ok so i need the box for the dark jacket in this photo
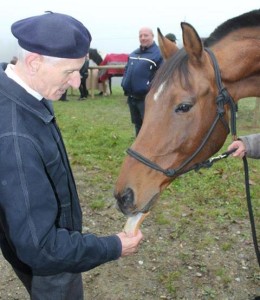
[240,134,260,159]
[121,42,163,97]
[80,58,89,79]
[0,66,121,276]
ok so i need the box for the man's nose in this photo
[68,72,81,88]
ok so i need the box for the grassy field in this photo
[52,88,260,298]
[55,87,260,194]
[54,88,134,175]
[54,88,260,219]
[1,88,260,300]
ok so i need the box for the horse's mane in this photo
[89,48,103,65]
[152,9,260,91]
[204,9,260,47]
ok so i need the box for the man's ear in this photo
[25,53,42,74]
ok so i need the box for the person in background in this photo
[165,33,177,44]
[0,12,143,300]
[121,27,163,136]
[59,89,68,101]
[10,56,18,64]
[227,135,260,159]
[78,53,89,100]
[0,56,18,70]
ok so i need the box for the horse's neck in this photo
[215,37,260,101]
[89,51,103,65]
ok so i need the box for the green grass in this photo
[53,92,260,298]
[55,92,260,249]
[54,92,260,222]
[54,87,134,176]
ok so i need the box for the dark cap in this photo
[165,33,177,42]
[11,12,92,59]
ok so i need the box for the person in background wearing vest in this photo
[121,27,163,136]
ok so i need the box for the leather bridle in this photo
[127,48,237,177]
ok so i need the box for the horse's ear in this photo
[157,28,179,60]
[181,22,204,66]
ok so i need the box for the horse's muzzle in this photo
[114,187,137,216]
[114,187,159,216]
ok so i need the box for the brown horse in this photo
[114,9,260,216]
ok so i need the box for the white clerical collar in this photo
[5,64,43,101]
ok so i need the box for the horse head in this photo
[114,10,260,216]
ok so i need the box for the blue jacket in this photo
[0,66,121,276]
[121,42,163,97]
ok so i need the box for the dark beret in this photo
[11,12,92,59]
[165,33,177,42]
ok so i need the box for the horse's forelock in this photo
[152,49,190,91]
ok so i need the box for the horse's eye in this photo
[175,103,193,113]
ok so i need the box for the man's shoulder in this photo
[130,43,160,56]
[148,42,160,52]
[0,62,8,70]
[130,47,141,55]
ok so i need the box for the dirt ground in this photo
[0,166,260,300]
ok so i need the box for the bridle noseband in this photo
[127,48,237,177]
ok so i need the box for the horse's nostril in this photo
[122,188,134,205]
[114,188,135,214]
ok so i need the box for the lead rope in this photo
[200,144,260,267]
[196,149,260,266]
[243,156,260,266]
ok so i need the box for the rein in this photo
[243,156,260,266]
[126,48,260,267]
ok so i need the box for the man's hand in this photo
[117,230,143,257]
[227,140,246,158]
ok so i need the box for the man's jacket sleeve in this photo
[0,135,122,276]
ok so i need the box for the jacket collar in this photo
[139,41,156,52]
[5,64,43,100]
[0,66,53,124]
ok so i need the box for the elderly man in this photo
[121,27,163,136]
[0,12,143,300]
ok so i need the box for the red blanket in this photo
[99,53,128,81]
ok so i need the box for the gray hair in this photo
[17,46,62,64]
